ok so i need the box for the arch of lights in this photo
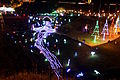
[31,16,62,79]
[43,16,53,22]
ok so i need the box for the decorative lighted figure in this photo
[57,49,60,55]
[114,16,119,35]
[109,18,115,37]
[32,17,62,79]
[94,70,100,75]
[118,16,120,28]
[117,16,120,33]
[66,59,71,67]
[91,20,100,43]
[101,19,109,40]
[43,16,52,26]
[77,72,84,78]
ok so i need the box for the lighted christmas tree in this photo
[118,16,120,28]
[91,20,100,43]
[114,16,119,35]
[101,19,109,40]
[117,16,120,32]
[109,18,115,38]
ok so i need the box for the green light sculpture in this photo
[91,20,100,43]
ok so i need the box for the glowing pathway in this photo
[32,25,63,79]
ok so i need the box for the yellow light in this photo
[56,7,65,13]
[88,0,92,4]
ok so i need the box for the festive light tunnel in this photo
[31,16,63,79]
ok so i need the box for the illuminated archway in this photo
[43,16,52,22]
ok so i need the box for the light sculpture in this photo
[91,20,100,43]
[101,19,109,40]
[114,16,119,35]
[109,18,115,38]
[32,19,62,79]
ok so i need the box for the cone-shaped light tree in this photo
[91,20,100,43]
[109,18,115,38]
[101,19,109,40]
[114,16,119,35]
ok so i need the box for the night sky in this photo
[0,0,119,14]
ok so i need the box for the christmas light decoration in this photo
[46,42,50,46]
[88,0,92,4]
[84,24,88,32]
[91,20,100,43]
[91,51,95,56]
[56,39,58,43]
[44,58,48,62]
[67,68,71,73]
[64,39,67,44]
[68,19,71,22]
[94,70,100,75]
[66,59,70,67]
[101,19,109,40]
[78,42,82,46]
[25,39,27,43]
[43,16,52,22]
[74,52,78,57]
[57,49,60,55]
[109,18,115,38]
[77,72,84,77]
[30,49,33,53]
[118,17,120,28]
[114,16,119,35]
[32,18,62,79]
